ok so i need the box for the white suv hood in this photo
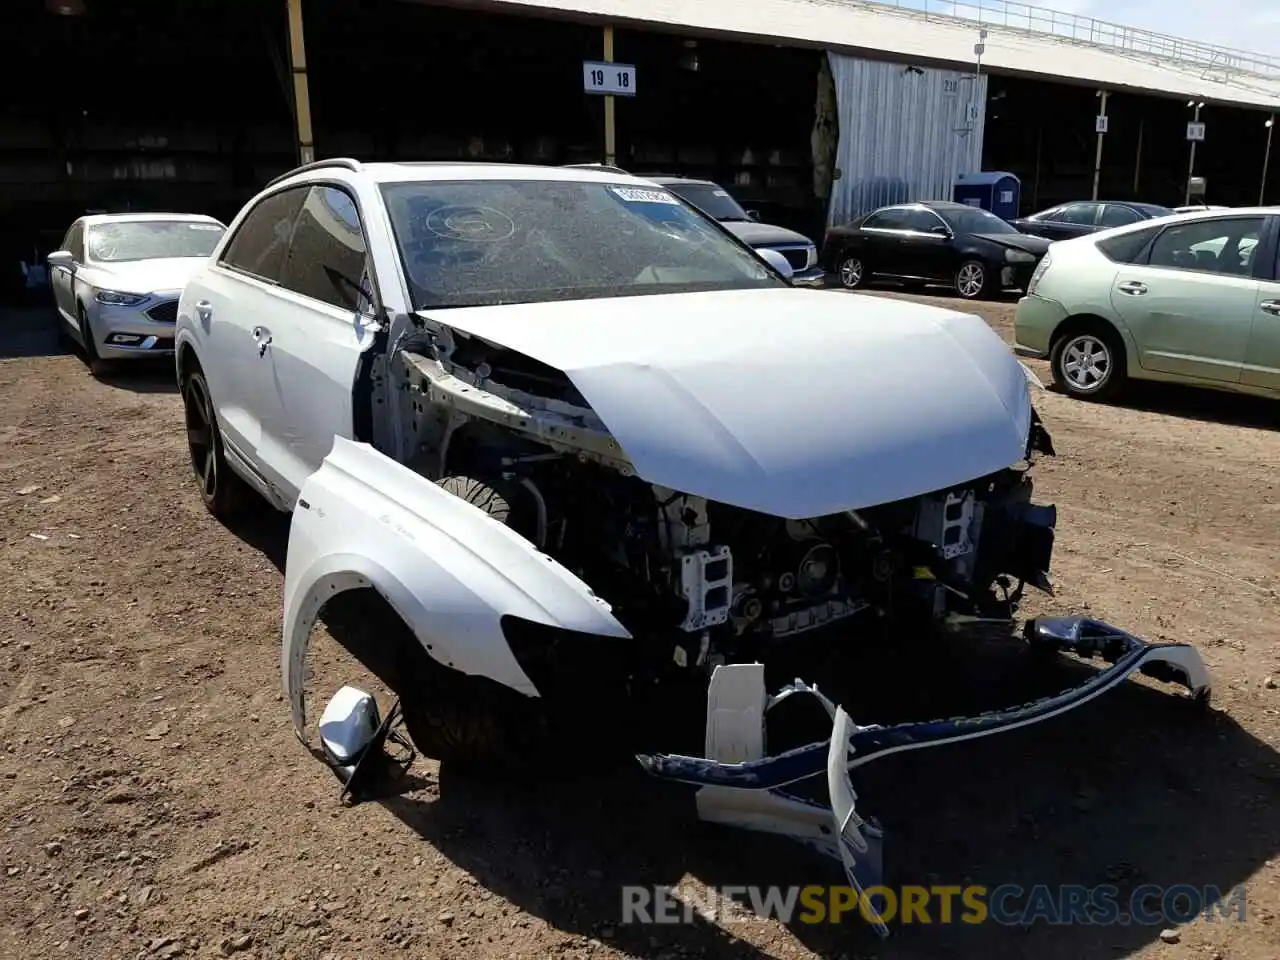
[422,288,1032,518]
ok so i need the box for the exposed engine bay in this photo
[392,324,1059,667]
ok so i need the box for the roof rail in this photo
[563,162,630,175]
[265,157,361,189]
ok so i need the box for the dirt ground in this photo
[1,291,1278,960]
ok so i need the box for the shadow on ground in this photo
[372,630,1277,958]
[0,304,68,359]
[1049,379,1278,433]
[222,484,1277,960]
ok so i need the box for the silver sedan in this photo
[48,213,226,375]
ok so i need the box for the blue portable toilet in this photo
[952,171,1021,221]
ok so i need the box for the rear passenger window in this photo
[220,187,308,283]
[1148,217,1265,276]
[1095,227,1157,263]
[278,186,374,313]
[1098,204,1141,227]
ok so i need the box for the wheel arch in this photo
[280,436,634,741]
[1049,313,1136,376]
[176,339,202,386]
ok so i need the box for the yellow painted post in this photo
[603,26,616,166]
[286,0,315,165]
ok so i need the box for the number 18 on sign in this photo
[583,61,637,97]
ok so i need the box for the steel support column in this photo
[287,0,315,165]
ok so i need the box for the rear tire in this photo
[182,367,251,521]
[1050,323,1127,402]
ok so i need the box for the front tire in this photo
[1050,325,1127,401]
[397,474,567,776]
[182,368,251,520]
[954,260,992,300]
[77,304,110,378]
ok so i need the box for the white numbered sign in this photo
[583,61,637,97]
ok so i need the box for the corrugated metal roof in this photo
[473,0,1280,109]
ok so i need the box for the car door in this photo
[857,209,910,278]
[1243,218,1280,392]
[1109,214,1265,384]
[254,183,381,504]
[50,221,83,323]
[195,185,309,477]
[901,208,954,280]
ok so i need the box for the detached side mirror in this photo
[746,209,762,222]
[47,250,74,270]
[756,247,794,280]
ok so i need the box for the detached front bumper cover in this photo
[636,616,1211,938]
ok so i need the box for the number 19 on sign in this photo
[583,60,637,97]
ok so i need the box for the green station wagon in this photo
[1013,208,1280,402]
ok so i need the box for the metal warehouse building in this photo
[2,0,1278,304]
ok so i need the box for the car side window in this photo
[1055,203,1099,225]
[1095,226,1158,263]
[1147,217,1265,276]
[278,186,374,313]
[219,186,308,284]
[1099,204,1141,227]
[865,209,908,231]
[900,210,943,233]
[65,223,85,261]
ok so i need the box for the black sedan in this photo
[822,201,1051,300]
[1012,200,1173,241]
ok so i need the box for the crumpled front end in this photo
[636,616,1211,938]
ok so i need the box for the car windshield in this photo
[85,220,225,262]
[379,179,783,309]
[939,207,1020,235]
[661,182,752,222]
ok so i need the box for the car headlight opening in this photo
[95,290,148,306]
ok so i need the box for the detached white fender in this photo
[281,437,632,738]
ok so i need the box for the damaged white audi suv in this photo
[175,159,1210,923]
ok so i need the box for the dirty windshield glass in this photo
[379,179,782,309]
[86,220,226,262]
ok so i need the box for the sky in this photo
[915,0,1280,60]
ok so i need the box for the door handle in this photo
[1261,300,1280,316]
[252,327,272,357]
[1117,280,1148,296]
[195,300,212,322]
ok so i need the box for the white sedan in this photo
[47,213,226,375]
